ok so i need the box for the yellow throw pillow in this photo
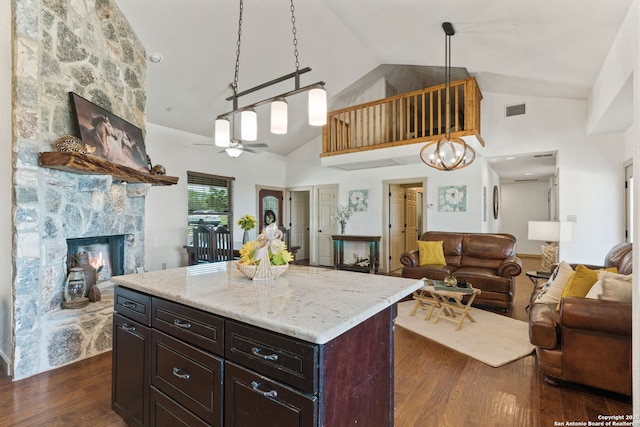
[556,264,618,310]
[417,240,446,266]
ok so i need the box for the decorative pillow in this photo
[555,265,617,310]
[585,280,604,299]
[417,240,447,266]
[534,261,574,304]
[599,271,632,303]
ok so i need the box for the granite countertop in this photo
[112,262,422,344]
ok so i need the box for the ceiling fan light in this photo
[241,108,257,141]
[270,98,288,134]
[308,86,327,126]
[225,146,243,158]
[214,118,231,147]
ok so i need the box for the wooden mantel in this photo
[38,151,179,186]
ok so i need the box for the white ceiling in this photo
[113,0,633,180]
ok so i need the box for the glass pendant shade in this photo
[308,87,327,126]
[214,118,231,147]
[270,98,288,134]
[419,137,476,171]
[241,109,257,141]
[226,147,243,158]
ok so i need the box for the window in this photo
[187,171,235,243]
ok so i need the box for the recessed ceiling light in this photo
[149,53,163,63]
[525,172,533,176]
[506,157,516,160]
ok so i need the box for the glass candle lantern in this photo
[64,267,87,302]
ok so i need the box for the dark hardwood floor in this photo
[0,256,631,426]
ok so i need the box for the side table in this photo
[525,270,551,285]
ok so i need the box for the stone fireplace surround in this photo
[11,0,148,379]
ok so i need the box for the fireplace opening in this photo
[66,235,126,284]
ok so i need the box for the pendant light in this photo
[214,0,326,145]
[420,22,475,171]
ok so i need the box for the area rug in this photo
[394,300,535,367]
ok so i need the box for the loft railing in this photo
[321,77,484,157]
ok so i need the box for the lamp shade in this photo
[308,87,327,126]
[214,118,231,147]
[241,109,257,141]
[270,98,288,134]
[528,221,561,242]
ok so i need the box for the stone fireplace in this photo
[10,0,148,379]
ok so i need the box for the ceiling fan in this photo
[194,139,268,157]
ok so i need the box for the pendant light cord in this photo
[290,0,300,71]
[231,0,244,96]
[444,31,451,139]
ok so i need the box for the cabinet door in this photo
[150,387,210,427]
[112,313,150,427]
[225,362,317,427]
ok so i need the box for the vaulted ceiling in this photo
[114,0,632,169]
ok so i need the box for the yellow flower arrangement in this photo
[237,214,257,231]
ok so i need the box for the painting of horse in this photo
[69,92,150,173]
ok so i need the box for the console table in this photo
[332,234,380,274]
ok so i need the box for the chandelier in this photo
[420,22,475,171]
[214,0,327,149]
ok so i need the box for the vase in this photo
[243,230,250,244]
[340,222,346,235]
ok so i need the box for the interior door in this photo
[290,191,310,261]
[317,185,337,267]
[389,185,405,272]
[405,188,418,252]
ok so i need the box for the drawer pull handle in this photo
[173,319,192,329]
[251,347,279,361]
[172,367,191,380]
[251,381,278,398]
[122,302,137,309]
[121,323,136,332]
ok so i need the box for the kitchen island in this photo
[111,262,422,427]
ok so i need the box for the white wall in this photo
[500,181,550,255]
[0,0,12,372]
[144,124,287,271]
[482,92,626,265]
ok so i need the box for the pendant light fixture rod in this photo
[225,67,312,102]
[217,80,325,119]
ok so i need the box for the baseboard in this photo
[517,253,542,259]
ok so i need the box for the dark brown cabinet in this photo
[112,299,151,427]
[224,362,316,427]
[113,286,395,427]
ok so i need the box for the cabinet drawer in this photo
[151,330,223,426]
[225,321,318,394]
[150,387,211,427]
[225,362,317,427]
[114,286,151,326]
[153,297,224,355]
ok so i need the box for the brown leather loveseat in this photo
[400,231,522,311]
[528,243,632,395]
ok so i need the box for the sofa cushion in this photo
[556,265,618,310]
[599,271,632,302]
[401,265,457,280]
[534,261,574,304]
[417,240,446,266]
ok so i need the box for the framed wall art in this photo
[438,185,467,212]
[349,189,368,212]
[69,92,150,173]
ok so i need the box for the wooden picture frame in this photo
[69,92,150,173]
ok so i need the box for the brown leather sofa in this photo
[528,243,632,395]
[400,231,522,311]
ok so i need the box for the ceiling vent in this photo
[505,103,526,117]
[514,178,539,182]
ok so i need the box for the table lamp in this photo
[528,221,561,273]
